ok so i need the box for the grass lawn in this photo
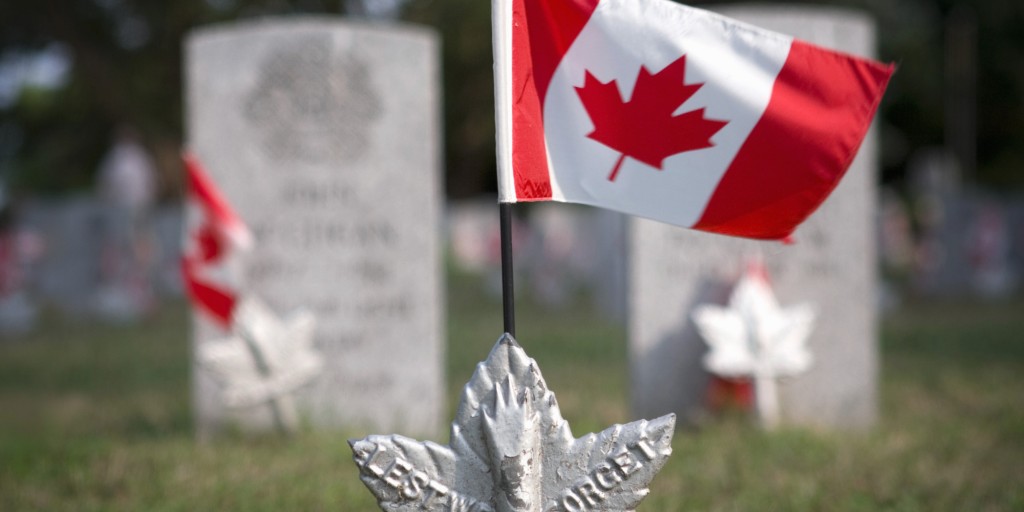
[1,274,1022,511]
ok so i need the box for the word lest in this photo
[355,444,494,512]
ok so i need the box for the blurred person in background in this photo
[94,125,158,321]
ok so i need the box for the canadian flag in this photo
[493,0,894,240]
[181,153,253,328]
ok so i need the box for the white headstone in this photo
[186,18,443,438]
[629,6,881,429]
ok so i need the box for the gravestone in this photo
[524,204,627,320]
[186,18,443,438]
[584,209,628,322]
[447,199,499,274]
[150,205,185,297]
[524,204,594,308]
[629,6,881,429]
[19,196,104,317]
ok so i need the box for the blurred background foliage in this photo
[0,0,1021,200]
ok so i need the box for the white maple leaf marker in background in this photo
[692,260,816,429]
[198,296,323,433]
[350,335,676,512]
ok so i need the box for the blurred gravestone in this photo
[186,18,443,438]
[20,196,104,317]
[907,148,969,295]
[447,199,499,274]
[525,204,590,308]
[151,205,185,297]
[629,6,881,429]
[0,203,41,335]
[524,204,627,320]
[445,200,626,319]
[586,209,628,322]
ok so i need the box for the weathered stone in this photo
[185,17,443,437]
[629,6,880,429]
[350,335,675,512]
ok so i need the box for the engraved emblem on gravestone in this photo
[692,259,816,429]
[350,335,675,512]
[244,35,382,164]
[198,295,323,432]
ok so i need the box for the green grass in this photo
[1,276,1022,511]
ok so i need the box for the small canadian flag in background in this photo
[181,153,252,328]
[493,0,894,240]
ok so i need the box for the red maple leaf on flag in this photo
[575,55,728,181]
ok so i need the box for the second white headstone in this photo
[629,5,881,430]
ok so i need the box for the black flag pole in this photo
[499,202,515,337]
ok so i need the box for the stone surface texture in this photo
[186,17,443,437]
[629,6,880,429]
[351,335,676,512]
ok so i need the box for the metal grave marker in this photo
[350,335,676,512]
[692,259,816,429]
[197,296,323,433]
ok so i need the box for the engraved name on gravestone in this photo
[629,6,880,429]
[186,18,443,437]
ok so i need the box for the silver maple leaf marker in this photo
[198,296,323,433]
[692,263,816,429]
[350,334,676,512]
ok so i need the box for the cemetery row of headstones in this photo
[180,8,884,439]
[0,5,979,510]
[1,178,1015,338]
[347,2,898,508]
[0,198,184,331]
[4,8,1017,445]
